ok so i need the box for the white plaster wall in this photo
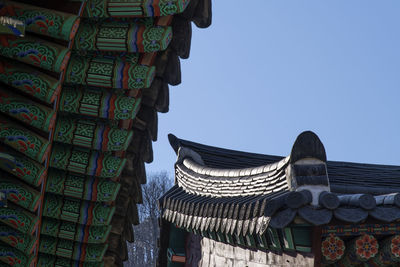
[198,237,314,267]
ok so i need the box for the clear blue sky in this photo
[147,0,400,176]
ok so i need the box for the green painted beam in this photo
[283,227,296,251]
[267,228,281,251]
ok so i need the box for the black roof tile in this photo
[160,133,400,238]
[170,134,400,192]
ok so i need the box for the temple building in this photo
[0,0,211,266]
[159,132,400,267]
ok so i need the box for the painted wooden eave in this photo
[0,0,212,265]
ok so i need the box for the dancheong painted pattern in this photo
[0,0,211,266]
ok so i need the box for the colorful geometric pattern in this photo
[39,235,108,262]
[0,206,39,234]
[82,0,190,18]
[0,177,41,212]
[0,58,61,103]
[321,234,345,262]
[0,35,71,73]
[322,223,400,237]
[390,235,400,259]
[337,234,379,266]
[74,21,172,53]
[368,235,400,266]
[0,224,35,253]
[0,0,207,264]
[45,169,121,202]
[37,253,104,267]
[355,234,378,260]
[43,194,115,226]
[64,54,155,89]
[54,116,134,151]
[41,217,111,244]
[0,0,80,41]
[0,149,46,186]
[0,118,50,162]
[72,52,141,66]
[0,88,56,132]
[59,86,142,120]
[0,243,34,267]
[50,144,127,178]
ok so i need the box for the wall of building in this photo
[197,237,314,267]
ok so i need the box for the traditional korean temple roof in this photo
[160,132,400,265]
[0,0,211,266]
[168,133,400,194]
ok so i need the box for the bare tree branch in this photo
[125,172,173,267]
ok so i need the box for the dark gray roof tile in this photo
[160,134,400,239]
[298,206,332,226]
[171,135,400,193]
[369,206,400,222]
[269,208,297,229]
[334,207,368,223]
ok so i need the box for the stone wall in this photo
[197,237,314,267]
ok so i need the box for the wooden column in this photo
[312,226,322,267]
